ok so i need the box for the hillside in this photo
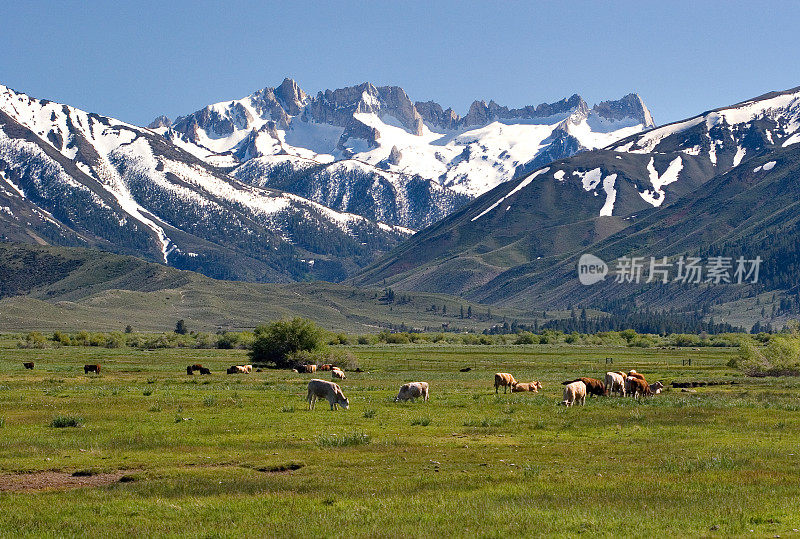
[0,242,538,333]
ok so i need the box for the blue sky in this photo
[1,1,798,127]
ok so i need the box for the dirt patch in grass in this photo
[0,471,128,492]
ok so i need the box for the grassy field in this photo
[1,341,799,536]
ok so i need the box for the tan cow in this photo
[561,381,586,406]
[605,372,626,396]
[318,364,334,371]
[301,364,317,374]
[331,367,346,380]
[395,382,429,402]
[494,373,517,394]
[306,379,349,410]
[511,381,542,393]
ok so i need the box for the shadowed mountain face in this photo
[0,84,411,283]
[153,78,654,228]
[352,86,800,321]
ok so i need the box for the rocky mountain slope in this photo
[0,84,410,283]
[353,86,800,320]
[151,78,654,227]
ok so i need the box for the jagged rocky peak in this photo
[535,94,589,119]
[304,82,423,135]
[147,115,171,129]
[415,100,461,130]
[592,93,654,126]
[460,94,590,127]
[387,145,402,165]
[274,77,307,115]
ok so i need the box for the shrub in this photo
[735,337,800,376]
[52,331,72,346]
[50,415,83,428]
[514,332,539,345]
[105,332,125,349]
[250,318,325,368]
[357,334,377,345]
[20,332,47,349]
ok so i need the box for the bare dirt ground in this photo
[0,471,128,492]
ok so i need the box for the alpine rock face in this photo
[0,84,411,283]
[151,78,655,227]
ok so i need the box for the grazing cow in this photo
[628,377,652,398]
[562,381,586,406]
[186,365,194,375]
[649,381,664,394]
[395,382,429,402]
[318,364,333,371]
[562,377,605,397]
[494,373,517,394]
[297,364,317,374]
[331,367,346,380]
[605,372,626,396]
[23,362,34,370]
[199,367,211,375]
[511,381,542,393]
[84,364,101,374]
[625,371,647,396]
[242,365,252,374]
[226,366,243,374]
[191,364,203,372]
[307,379,349,410]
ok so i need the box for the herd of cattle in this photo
[20,361,664,410]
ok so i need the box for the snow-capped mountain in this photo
[354,85,800,306]
[0,84,411,283]
[150,78,654,227]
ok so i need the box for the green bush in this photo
[735,337,800,376]
[250,318,325,368]
[20,332,47,349]
[514,332,539,345]
[50,415,83,428]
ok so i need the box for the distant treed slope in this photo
[0,84,411,283]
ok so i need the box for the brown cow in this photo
[625,371,647,396]
[318,364,333,371]
[562,377,605,397]
[300,364,317,374]
[191,364,203,372]
[84,364,101,374]
[628,377,652,398]
[23,362,34,370]
[494,373,517,394]
[511,381,542,393]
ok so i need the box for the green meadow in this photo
[0,341,799,537]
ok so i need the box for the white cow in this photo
[605,372,626,397]
[561,381,587,407]
[395,382,429,402]
[307,379,350,410]
[331,367,346,380]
